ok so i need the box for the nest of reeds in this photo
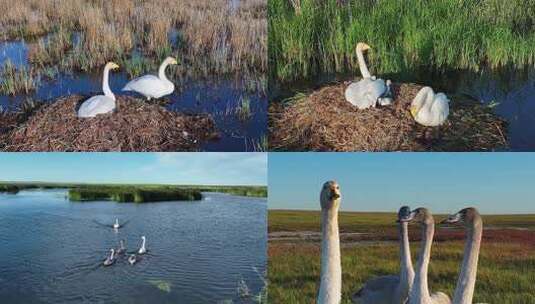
[269,82,508,151]
[0,95,217,151]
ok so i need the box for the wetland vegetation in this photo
[268,0,535,151]
[0,182,267,202]
[268,210,535,303]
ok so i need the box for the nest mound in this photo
[269,82,508,151]
[1,95,217,151]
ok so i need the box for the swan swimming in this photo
[78,62,119,118]
[128,254,137,265]
[410,87,450,127]
[113,218,120,230]
[400,208,451,304]
[116,239,126,255]
[138,236,147,254]
[122,57,178,100]
[345,42,393,109]
[103,248,116,267]
[352,206,414,304]
[317,181,342,304]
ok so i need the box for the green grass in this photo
[0,60,39,95]
[269,0,535,83]
[0,182,267,199]
[269,210,535,232]
[269,210,535,303]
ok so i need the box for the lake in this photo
[0,39,267,152]
[0,189,267,304]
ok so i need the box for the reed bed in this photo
[68,187,202,203]
[269,0,535,82]
[0,60,39,95]
[1,0,266,80]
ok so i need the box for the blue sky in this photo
[0,153,267,185]
[269,153,535,214]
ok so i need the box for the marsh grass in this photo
[237,96,252,120]
[1,0,266,80]
[0,60,39,95]
[269,0,535,82]
[68,187,202,203]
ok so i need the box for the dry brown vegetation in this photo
[0,0,266,76]
[0,95,217,151]
[269,82,508,151]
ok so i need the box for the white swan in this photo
[122,57,178,100]
[317,181,342,304]
[116,239,126,255]
[410,87,450,127]
[113,218,120,230]
[103,248,116,266]
[401,208,451,304]
[78,62,119,118]
[441,208,483,304]
[138,236,147,254]
[128,254,137,265]
[352,206,415,304]
[345,42,393,109]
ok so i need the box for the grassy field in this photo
[0,0,266,94]
[0,182,267,199]
[268,210,535,303]
[269,0,535,83]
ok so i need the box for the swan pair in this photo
[77,57,178,118]
[317,181,483,304]
[344,42,449,127]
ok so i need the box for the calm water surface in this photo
[0,190,266,304]
[0,39,267,152]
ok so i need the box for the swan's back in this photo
[123,75,173,98]
[345,78,386,109]
[78,95,115,118]
[352,275,399,304]
[431,292,451,304]
[430,93,449,125]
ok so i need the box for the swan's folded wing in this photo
[352,275,399,303]
[123,75,168,94]
[78,95,113,117]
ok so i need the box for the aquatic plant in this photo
[269,0,535,82]
[68,187,202,203]
[0,60,39,95]
[237,96,252,120]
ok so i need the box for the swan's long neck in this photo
[318,206,341,304]
[102,66,115,101]
[400,222,415,294]
[158,61,171,82]
[356,48,371,78]
[453,221,482,304]
[110,250,115,260]
[141,238,146,249]
[410,221,434,303]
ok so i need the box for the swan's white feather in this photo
[77,95,115,118]
[345,78,387,109]
[122,75,174,99]
[411,87,450,126]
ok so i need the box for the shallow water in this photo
[0,190,267,304]
[275,68,535,151]
[0,39,267,152]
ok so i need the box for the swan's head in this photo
[356,42,371,53]
[106,62,120,70]
[110,248,115,254]
[396,206,411,223]
[164,57,178,65]
[441,207,481,228]
[141,236,146,240]
[399,207,433,225]
[320,180,341,210]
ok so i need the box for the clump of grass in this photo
[269,0,535,82]
[237,95,252,120]
[122,55,154,78]
[68,187,202,203]
[0,60,39,95]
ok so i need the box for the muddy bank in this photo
[269,82,508,151]
[0,95,217,151]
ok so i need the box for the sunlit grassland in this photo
[268,0,535,82]
[268,210,535,303]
